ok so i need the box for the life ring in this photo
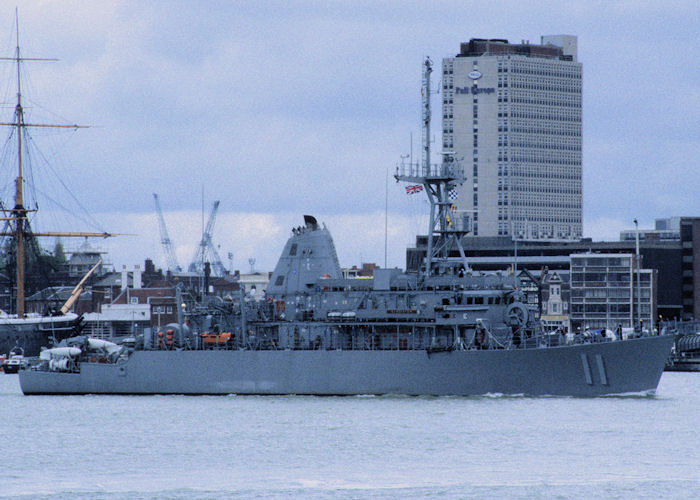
[266,296,274,304]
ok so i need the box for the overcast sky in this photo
[0,1,697,273]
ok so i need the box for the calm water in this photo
[1,372,699,499]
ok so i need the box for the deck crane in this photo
[188,200,226,277]
[153,193,181,273]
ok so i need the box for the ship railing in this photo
[660,319,700,336]
[524,324,621,348]
[395,161,464,181]
[560,331,616,346]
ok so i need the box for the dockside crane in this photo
[153,193,181,273]
[188,200,226,277]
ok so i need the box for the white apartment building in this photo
[442,36,582,238]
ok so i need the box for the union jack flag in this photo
[405,184,423,195]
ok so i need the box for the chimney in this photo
[121,265,128,291]
[134,265,142,289]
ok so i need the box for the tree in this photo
[53,240,67,265]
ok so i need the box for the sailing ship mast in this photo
[0,13,114,317]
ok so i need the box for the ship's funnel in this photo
[303,215,318,230]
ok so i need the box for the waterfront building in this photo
[341,263,377,279]
[540,271,571,332]
[238,272,271,294]
[82,303,151,338]
[25,286,93,315]
[618,217,700,320]
[569,253,655,332]
[442,36,582,239]
[67,240,109,279]
[620,217,682,242]
[680,218,700,320]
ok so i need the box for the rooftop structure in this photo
[620,217,682,241]
[457,37,577,61]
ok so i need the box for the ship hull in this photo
[20,335,673,397]
[0,315,78,357]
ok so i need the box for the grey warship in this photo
[20,59,673,396]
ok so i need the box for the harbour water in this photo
[1,373,698,499]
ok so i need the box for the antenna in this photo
[395,57,468,279]
[421,57,432,174]
[248,257,256,274]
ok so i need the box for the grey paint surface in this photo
[20,335,672,397]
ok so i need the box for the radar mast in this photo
[395,57,469,279]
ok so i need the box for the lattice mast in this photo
[395,58,469,279]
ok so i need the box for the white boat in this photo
[2,347,27,374]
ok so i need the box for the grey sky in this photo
[0,1,697,272]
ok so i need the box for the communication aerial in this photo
[395,57,468,279]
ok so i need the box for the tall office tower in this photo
[442,36,582,238]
